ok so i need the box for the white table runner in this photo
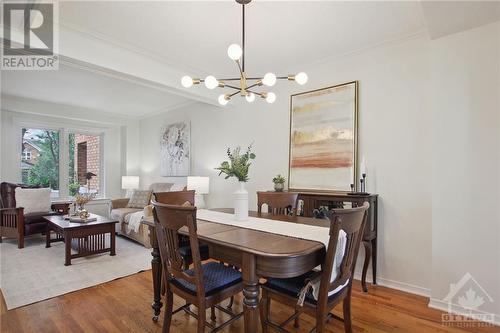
[196,209,348,300]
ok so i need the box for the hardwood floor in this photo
[1,271,498,333]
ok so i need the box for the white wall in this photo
[429,22,500,320]
[139,34,433,295]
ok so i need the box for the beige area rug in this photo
[0,235,151,310]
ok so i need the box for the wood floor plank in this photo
[1,271,498,333]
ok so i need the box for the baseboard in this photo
[429,298,500,326]
[353,272,431,297]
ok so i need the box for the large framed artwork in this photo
[160,121,190,176]
[288,81,358,192]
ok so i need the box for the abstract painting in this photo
[289,81,358,191]
[160,121,190,176]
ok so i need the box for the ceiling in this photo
[1,63,190,118]
[58,1,425,76]
[2,1,498,119]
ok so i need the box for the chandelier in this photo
[180,0,308,105]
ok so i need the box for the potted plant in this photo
[215,144,256,220]
[272,174,286,192]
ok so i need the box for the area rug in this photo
[0,235,151,310]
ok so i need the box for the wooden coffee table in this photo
[44,214,118,266]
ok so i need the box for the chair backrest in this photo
[153,190,195,206]
[317,202,369,306]
[0,182,40,208]
[152,200,205,297]
[257,191,299,216]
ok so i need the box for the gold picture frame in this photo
[288,81,359,192]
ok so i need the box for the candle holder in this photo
[347,173,370,196]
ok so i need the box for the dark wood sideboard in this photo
[292,191,378,292]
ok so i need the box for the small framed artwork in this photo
[288,81,358,192]
[160,121,190,176]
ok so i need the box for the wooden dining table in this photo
[142,209,328,333]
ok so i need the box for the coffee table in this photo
[44,214,118,266]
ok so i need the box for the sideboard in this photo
[292,191,378,292]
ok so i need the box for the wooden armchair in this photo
[0,182,70,248]
[260,202,369,333]
[152,201,243,333]
[257,191,299,216]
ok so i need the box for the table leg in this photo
[45,226,51,248]
[149,225,162,322]
[361,240,371,292]
[110,228,116,256]
[64,232,72,266]
[242,253,259,333]
[372,238,377,285]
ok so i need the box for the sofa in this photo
[110,183,177,248]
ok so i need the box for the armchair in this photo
[0,182,70,249]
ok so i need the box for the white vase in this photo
[234,181,249,221]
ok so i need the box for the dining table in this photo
[141,209,328,333]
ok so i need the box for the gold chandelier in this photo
[180,0,308,105]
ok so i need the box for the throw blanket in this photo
[126,211,144,234]
[196,209,348,301]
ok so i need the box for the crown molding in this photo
[58,20,208,77]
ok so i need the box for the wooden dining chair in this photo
[257,191,299,216]
[152,201,244,333]
[260,202,369,333]
[153,190,209,269]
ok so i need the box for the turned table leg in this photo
[361,240,372,292]
[148,225,163,322]
[242,253,259,333]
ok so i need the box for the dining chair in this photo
[257,191,299,216]
[153,190,209,269]
[260,202,369,333]
[152,201,244,333]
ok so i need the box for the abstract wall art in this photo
[289,81,358,191]
[160,121,190,176]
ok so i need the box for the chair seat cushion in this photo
[24,211,59,225]
[171,262,242,296]
[179,244,210,261]
[264,271,347,305]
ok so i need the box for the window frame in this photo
[16,121,105,199]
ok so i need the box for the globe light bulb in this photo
[227,44,242,61]
[218,94,229,106]
[265,92,276,104]
[245,92,255,103]
[181,75,193,88]
[262,72,277,87]
[295,72,308,85]
[204,75,218,89]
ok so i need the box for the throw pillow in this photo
[127,190,152,208]
[15,187,51,214]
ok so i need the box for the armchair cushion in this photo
[24,211,59,225]
[15,188,51,214]
[126,190,152,208]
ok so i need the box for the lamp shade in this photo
[187,176,210,194]
[122,176,140,190]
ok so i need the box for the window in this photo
[68,133,101,196]
[22,150,32,160]
[21,128,60,197]
[20,127,104,198]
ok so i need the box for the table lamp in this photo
[187,176,209,208]
[122,176,139,197]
